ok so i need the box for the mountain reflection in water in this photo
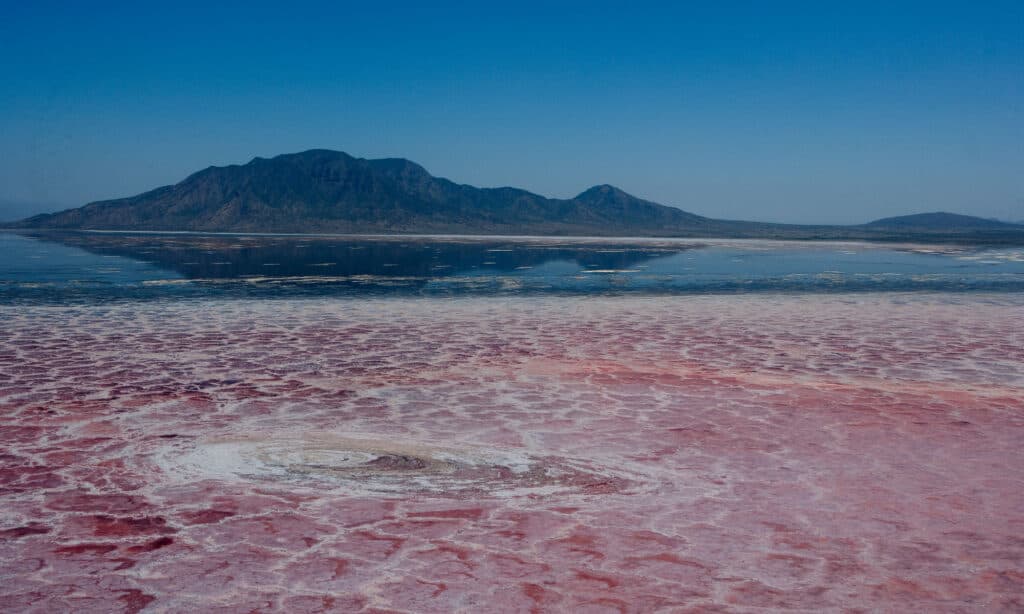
[34,232,677,279]
[4,231,1024,304]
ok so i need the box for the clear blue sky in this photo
[1,1,1021,223]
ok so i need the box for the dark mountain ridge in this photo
[12,149,1024,242]
[17,150,718,235]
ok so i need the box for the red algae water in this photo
[1,294,1023,612]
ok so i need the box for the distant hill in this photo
[864,212,1021,230]
[11,149,1024,243]
[14,150,721,236]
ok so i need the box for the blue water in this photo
[2,231,1024,303]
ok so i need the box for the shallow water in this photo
[3,231,1024,303]
[1,233,1023,612]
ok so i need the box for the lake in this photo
[3,231,1024,303]
[2,231,1023,611]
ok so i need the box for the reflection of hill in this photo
[25,232,687,280]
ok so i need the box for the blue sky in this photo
[1,1,1021,223]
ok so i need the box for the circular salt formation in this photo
[158,435,632,498]
[257,447,441,475]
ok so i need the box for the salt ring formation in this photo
[160,435,635,497]
[2,295,1024,612]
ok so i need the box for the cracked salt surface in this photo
[2,294,1022,612]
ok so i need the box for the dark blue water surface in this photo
[2,231,1024,303]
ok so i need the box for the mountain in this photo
[14,150,720,236]
[11,149,1024,243]
[864,212,1021,230]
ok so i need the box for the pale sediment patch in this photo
[156,433,636,498]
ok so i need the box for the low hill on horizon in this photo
[865,212,1021,230]
[12,149,1024,243]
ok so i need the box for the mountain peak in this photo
[575,184,635,201]
[276,148,354,160]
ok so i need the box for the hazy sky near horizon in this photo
[1,1,1021,224]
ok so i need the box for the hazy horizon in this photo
[2,2,1022,225]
